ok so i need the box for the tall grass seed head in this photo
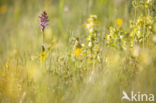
[74,37,82,49]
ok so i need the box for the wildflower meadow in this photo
[0,0,156,103]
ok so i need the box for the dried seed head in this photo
[42,45,45,52]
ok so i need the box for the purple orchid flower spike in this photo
[39,10,49,32]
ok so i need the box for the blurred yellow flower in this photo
[40,51,46,63]
[83,24,88,28]
[87,18,92,23]
[0,5,7,14]
[94,21,98,24]
[74,48,82,57]
[104,33,109,39]
[116,18,123,26]
[129,33,134,38]
[86,50,90,54]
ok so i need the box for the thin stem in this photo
[145,7,148,16]
[135,8,136,20]
[42,31,44,45]
[59,0,64,35]
[41,30,45,66]
[134,0,137,20]
[148,8,150,16]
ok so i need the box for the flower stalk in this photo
[38,10,49,64]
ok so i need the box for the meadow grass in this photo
[0,0,156,103]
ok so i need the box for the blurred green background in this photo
[0,0,131,57]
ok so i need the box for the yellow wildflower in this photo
[129,33,134,38]
[73,37,83,57]
[86,50,90,54]
[83,24,88,28]
[40,51,46,63]
[94,21,98,24]
[116,18,123,26]
[104,33,109,39]
[87,18,92,23]
[74,48,82,57]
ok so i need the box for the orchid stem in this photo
[42,31,44,46]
